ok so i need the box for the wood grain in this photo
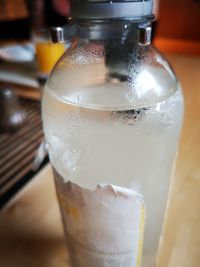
[154,38,200,56]
[0,165,69,267]
[0,97,44,198]
[157,54,200,267]
[0,54,200,267]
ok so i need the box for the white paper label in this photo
[55,171,145,267]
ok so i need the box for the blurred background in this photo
[0,0,200,51]
[0,1,72,207]
[0,1,200,267]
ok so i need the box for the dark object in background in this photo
[0,0,31,40]
[0,96,48,208]
[0,88,26,133]
[157,0,200,41]
[27,0,68,32]
[44,0,67,27]
[0,0,68,41]
[0,18,31,41]
[151,20,158,41]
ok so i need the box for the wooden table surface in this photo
[0,54,200,267]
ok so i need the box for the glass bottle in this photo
[42,1,184,266]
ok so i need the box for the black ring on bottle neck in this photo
[74,15,154,41]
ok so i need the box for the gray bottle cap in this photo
[72,0,154,20]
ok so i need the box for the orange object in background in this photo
[35,42,65,75]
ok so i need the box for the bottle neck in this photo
[51,16,154,46]
[75,17,153,45]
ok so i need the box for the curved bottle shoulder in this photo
[46,43,182,110]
